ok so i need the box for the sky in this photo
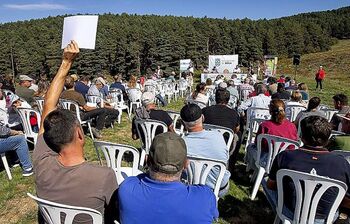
[0,0,349,23]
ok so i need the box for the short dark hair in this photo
[215,89,230,104]
[300,116,331,147]
[43,109,80,153]
[307,97,321,111]
[333,94,348,105]
[80,76,90,82]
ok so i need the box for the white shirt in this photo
[238,94,271,113]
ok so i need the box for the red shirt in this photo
[255,119,298,152]
[316,70,325,80]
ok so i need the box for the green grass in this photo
[1,39,350,223]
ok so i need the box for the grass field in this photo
[0,40,350,224]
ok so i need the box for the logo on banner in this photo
[215,58,221,67]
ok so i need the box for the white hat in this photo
[19,75,33,81]
[141,92,155,106]
[218,82,227,89]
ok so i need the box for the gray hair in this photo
[183,116,202,128]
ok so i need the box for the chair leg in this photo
[273,215,280,224]
[139,150,146,167]
[87,122,94,141]
[1,154,12,180]
[250,167,265,200]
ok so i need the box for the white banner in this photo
[180,59,193,73]
[208,55,238,73]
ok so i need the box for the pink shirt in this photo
[256,119,298,152]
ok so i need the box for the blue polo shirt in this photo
[118,174,218,224]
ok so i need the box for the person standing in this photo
[315,66,325,91]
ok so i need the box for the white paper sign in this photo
[61,15,99,49]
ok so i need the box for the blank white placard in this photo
[61,15,99,49]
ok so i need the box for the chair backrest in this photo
[285,105,306,122]
[186,156,226,199]
[186,99,207,109]
[246,118,265,144]
[127,88,142,102]
[228,95,239,109]
[108,91,123,104]
[34,97,45,114]
[0,108,9,125]
[320,109,338,122]
[59,99,83,123]
[93,141,140,183]
[144,85,157,94]
[27,193,103,224]
[134,118,168,153]
[246,107,270,129]
[240,89,252,101]
[16,107,41,143]
[256,134,300,173]
[167,111,184,136]
[3,89,15,97]
[203,123,234,152]
[276,169,347,224]
[178,79,188,90]
[86,95,104,108]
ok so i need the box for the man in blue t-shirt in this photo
[181,103,231,197]
[118,132,218,224]
[265,116,350,222]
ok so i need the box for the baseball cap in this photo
[141,92,155,106]
[96,77,106,86]
[180,103,202,122]
[19,75,33,81]
[148,132,187,174]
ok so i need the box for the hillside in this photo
[0,7,349,79]
[278,39,350,105]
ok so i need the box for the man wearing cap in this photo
[15,75,35,104]
[180,103,231,196]
[118,132,218,223]
[131,91,173,140]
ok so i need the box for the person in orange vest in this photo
[315,65,325,90]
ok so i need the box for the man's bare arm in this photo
[39,41,79,135]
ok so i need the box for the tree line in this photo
[0,6,349,80]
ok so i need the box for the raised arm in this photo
[39,41,79,135]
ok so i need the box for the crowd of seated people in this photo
[1,41,350,224]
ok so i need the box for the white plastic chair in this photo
[186,156,226,200]
[0,108,9,125]
[167,111,185,136]
[34,97,45,114]
[203,123,235,153]
[86,95,104,108]
[320,109,338,123]
[134,118,168,166]
[127,88,142,118]
[250,134,300,200]
[93,141,143,184]
[108,91,127,123]
[228,95,239,109]
[3,89,15,97]
[16,107,41,145]
[27,193,103,224]
[59,99,94,140]
[242,107,270,152]
[240,89,252,102]
[244,118,266,153]
[285,105,306,122]
[274,169,347,224]
[1,153,12,180]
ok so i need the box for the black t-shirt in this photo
[271,91,291,100]
[269,149,350,219]
[202,105,240,131]
[132,109,173,138]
